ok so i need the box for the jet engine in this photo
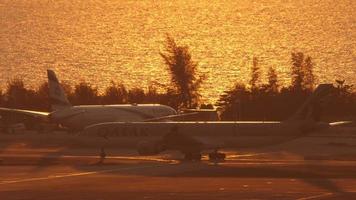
[137,141,165,156]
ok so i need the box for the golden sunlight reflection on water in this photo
[0,0,355,103]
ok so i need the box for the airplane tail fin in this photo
[289,84,334,122]
[47,69,72,111]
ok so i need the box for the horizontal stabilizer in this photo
[0,107,50,120]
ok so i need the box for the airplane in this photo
[83,84,351,161]
[0,70,185,131]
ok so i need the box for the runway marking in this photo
[0,164,164,185]
[297,192,333,200]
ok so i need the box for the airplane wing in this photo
[0,107,50,121]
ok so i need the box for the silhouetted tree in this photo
[160,36,204,108]
[335,80,353,98]
[291,52,305,91]
[102,81,128,104]
[303,57,315,90]
[163,88,180,109]
[128,88,145,104]
[325,80,355,118]
[217,54,320,121]
[250,57,260,91]
[1,51,355,122]
[35,82,50,111]
[71,82,99,105]
[291,52,315,91]
[4,79,35,109]
[216,83,250,120]
[61,82,73,98]
[144,86,164,104]
[266,67,279,93]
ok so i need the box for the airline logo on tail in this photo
[47,70,72,111]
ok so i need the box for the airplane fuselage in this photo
[49,104,177,131]
[83,120,324,154]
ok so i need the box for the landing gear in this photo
[184,152,202,161]
[209,150,226,162]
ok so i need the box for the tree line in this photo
[0,36,355,121]
[217,52,355,121]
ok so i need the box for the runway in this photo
[1,145,356,200]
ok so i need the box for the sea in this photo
[0,0,355,103]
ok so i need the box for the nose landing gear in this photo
[208,150,226,162]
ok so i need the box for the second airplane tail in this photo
[47,69,72,111]
[289,84,334,122]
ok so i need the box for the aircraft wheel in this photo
[209,152,226,162]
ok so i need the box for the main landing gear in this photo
[183,150,226,162]
[208,150,226,162]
